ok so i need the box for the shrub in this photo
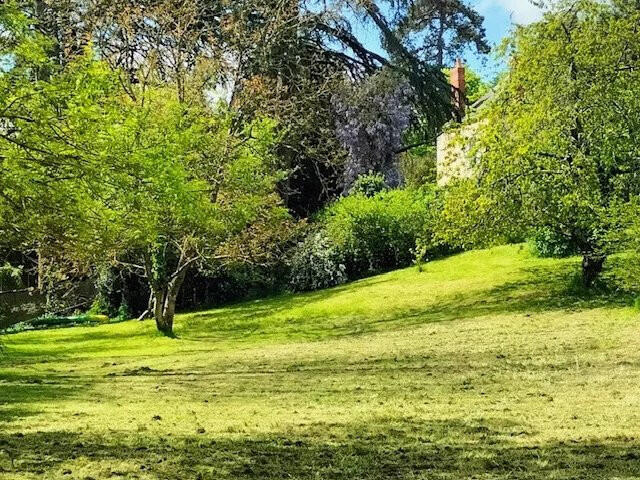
[0,263,23,291]
[529,227,577,258]
[399,146,437,187]
[349,172,388,197]
[88,295,109,317]
[93,267,122,318]
[287,231,347,292]
[4,314,108,333]
[287,186,447,291]
[0,303,9,331]
[115,302,130,323]
[321,187,438,278]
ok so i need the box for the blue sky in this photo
[471,0,544,78]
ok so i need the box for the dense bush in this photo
[287,231,347,292]
[182,262,291,307]
[399,146,437,187]
[0,263,23,291]
[529,227,578,258]
[313,187,439,281]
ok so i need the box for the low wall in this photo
[0,290,46,329]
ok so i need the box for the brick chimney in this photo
[450,58,466,121]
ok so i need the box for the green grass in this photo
[1,245,639,479]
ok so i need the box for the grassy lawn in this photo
[1,245,639,479]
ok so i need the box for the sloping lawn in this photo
[1,245,639,479]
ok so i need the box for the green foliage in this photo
[399,145,437,187]
[393,0,489,67]
[321,187,438,279]
[529,227,578,259]
[464,67,492,104]
[349,172,388,198]
[89,273,130,322]
[633,296,640,312]
[0,35,289,333]
[436,180,513,250]
[601,199,640,293]
[0,263,23,291]
[91,267,119,318]
[87,296,109,317]
[287,187,442,291]
[442,1,640,285]
[5,313,109,333]
[116,302,130,323]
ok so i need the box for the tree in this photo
[390,0,490,67]
[221,0,349,215]
[442,0,640,286]
[0,9,289,335]
[22,0,489,215]
[99,96,288,335]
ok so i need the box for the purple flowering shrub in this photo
[333,71,414,192]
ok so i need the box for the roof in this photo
[470,90,495,110]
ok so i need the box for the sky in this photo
[471,0,545,78]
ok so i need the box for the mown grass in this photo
[1,245,639,479]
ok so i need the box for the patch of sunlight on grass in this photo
[1,244,639,479]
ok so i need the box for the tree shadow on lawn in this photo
[180,276,398,333]
[0,258,631,365]
[0,325,173,366]
[403,261,631,324]
[1,417,639,479]
[0,371,89,426]
[181,258,632,345]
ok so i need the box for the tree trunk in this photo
[153,289,172,335]
[155,307,174,335]
[436,8,446,67]
[143,245,195,336]
[137,291,155,321]
[150,269,188,337]
[161,291,178,335]
[582,254,605,288]
[37,249,44,292]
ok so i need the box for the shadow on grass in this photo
[0,371,89,425]
[0,418,638,479]
[0,327,165,365]
[1,256,631,364]
[181,258,632,344]
[400,261,631,324]
[181,276,397,331]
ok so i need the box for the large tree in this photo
[388,0,489,67]
[0,4,289,334]
[18,0,489,215]
[441,0,640,286]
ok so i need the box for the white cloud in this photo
[479,0,545,24]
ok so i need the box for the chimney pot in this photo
[451,58,466,120]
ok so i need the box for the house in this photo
[436,60,492,186]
